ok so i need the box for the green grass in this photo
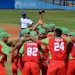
[0,9,75,75]
[0,9,75,31]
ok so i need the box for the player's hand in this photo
[38,19,43,25]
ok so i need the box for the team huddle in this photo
[0,10,75,75]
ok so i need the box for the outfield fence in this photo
[0,0,75,10]
[15,0,75,10]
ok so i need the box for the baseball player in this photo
[0,32,11,75]
[66,32,75,75]
[20,12,33,37]
[37,28,49,75]
[19,31,40,75]
[40,28,71,75]
[11,44,23,75]
[11,29,30,75]
[47,28,69,75]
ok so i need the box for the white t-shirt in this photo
[20,18,33,28]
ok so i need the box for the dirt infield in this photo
[0,25,20,39]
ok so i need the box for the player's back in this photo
[49,37,67,61]
[23,41,40,63]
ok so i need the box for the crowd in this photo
[0,10,75,75]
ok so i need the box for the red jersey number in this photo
[27,47,38,56]
[54,42,64,51]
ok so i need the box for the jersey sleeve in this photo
[28,19,33,25]
[69,53,73,59]
[41,38,49,45]
[19,37,24,44]
[0,41,11,55]
[19,44,24,54]
[65,37,71,43]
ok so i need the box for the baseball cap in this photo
[43,23,55,29]
[30,31,38,39]
[21,29,30,35]
[22,12,26,15]
[37,25,42,29]
[38,28,46,34]
[0,32,11,38]
[0,28,5,33]
[30,31,37,36]
[69,32,75,36]
[43,23,48,28]
[48,23,55,27]
[61,27,69,34]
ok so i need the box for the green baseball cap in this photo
[61,28,69,34]
[0,32,11,38]
[30,31,38,39]
[69,32,75,36]
[48,23,55,27]
[21,29,30,35]
[0,28,5,33]
[37,25,42,29]
[43,23,55,29]
[43,23,49,28]
[30,31,37,36]
[38,28,46,34]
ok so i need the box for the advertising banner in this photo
[15,0,75,10]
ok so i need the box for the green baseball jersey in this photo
[19,44,24,54]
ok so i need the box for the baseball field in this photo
[0,9,75,75]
